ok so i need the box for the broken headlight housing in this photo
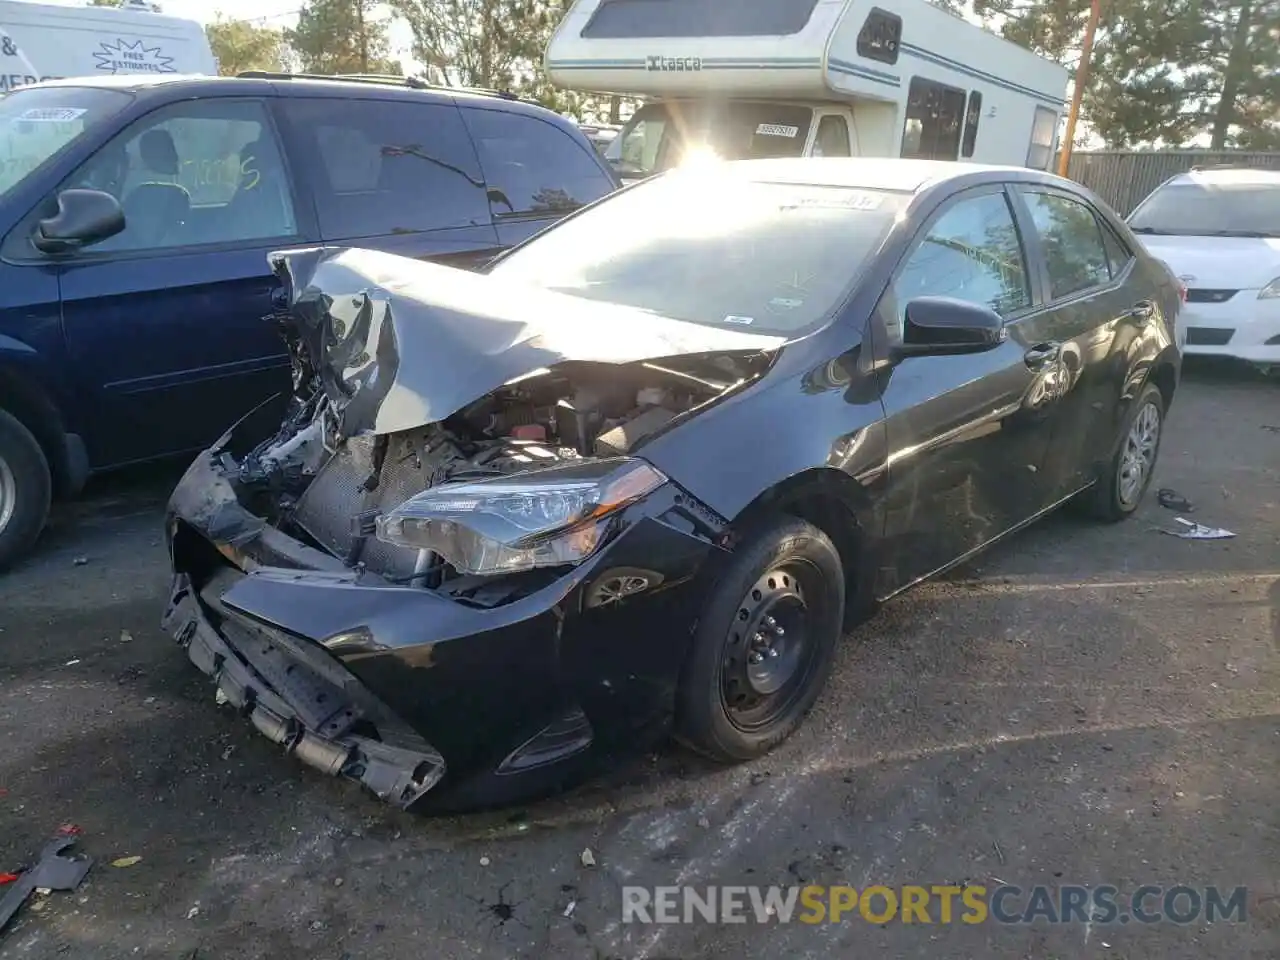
[374,458,667,577]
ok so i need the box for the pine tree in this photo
[285,0,401,75]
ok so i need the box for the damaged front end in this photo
[163,246,778,810]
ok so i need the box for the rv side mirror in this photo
[33,189,125,255]
[894,296,1007,359]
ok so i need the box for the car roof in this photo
[1166,167,1280,187]
[715,157,1071,194]
[26,73,573,124]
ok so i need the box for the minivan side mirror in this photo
[32,189,125,255]
[893,296,1007,359]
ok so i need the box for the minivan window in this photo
[280,98,490,240]
[605,101,814,178]
[65,97,297,251]
[1127,178,1280,238]
[489,170,910,336]
[0,85,132,198]
[463,108,615,219]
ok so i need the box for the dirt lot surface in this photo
[1,362,1277,959]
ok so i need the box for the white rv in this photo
[0,0,216,94]
[546,0,1070,180]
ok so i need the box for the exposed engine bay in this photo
[233,354,759,584]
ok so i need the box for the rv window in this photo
[1026,106,1058,169]
[580,0,820,39]
[900,78,966,162]
[1022,191,1111,299]
[961,91,982,158]
[812,116,851,157]
[857,8,902,65]
[607,102,813,177]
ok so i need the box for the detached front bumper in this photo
[161,438,727,810]
[163,573,446,807]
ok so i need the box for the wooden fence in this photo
[1056,149,1280,216]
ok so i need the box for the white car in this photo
[1127,167,1280,372]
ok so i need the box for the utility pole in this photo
[356,0,369,72]
[1058,0,1101,177]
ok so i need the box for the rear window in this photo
[581,0,820,38]
[1128,177,1280,238]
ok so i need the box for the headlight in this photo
[374,458,667,576]
[1258,277,1280,300]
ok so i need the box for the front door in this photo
[54,96,308,467]
[871,185,1057,594]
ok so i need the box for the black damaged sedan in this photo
[163,158,1182,811]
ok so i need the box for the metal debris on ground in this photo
[563,900,577,918]
[0,834,93,937]
[580,848,596,867]
[1157,488,1194,512]
[1163,517,1236,540]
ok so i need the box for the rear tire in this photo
[675,515,844,762]
[1080,383,1165,523]
[0,408,52,571]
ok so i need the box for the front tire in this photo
[1081,382,1165,522]
[676,515,844,762]
[0,408,52,571]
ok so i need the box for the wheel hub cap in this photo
[1118,401,1160,506]
[0,454,16,536]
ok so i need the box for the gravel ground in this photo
[1,361,1277,959]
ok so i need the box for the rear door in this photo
[458,106,618,250]
[872,185,1058,593]
[51,95,307,467]
[274,95,501,270]
[1012,186,1164,499]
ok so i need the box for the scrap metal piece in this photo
[0,835,93,936]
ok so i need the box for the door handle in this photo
[1023,341,1062,370]
[1127,300,1155,322]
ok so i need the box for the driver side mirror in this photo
[32,189,125,255]
[893,296,1007,359]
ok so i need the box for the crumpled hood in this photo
[270,246,786,436]
[1137,235,1280,289]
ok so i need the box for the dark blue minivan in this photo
[0,73,619,568]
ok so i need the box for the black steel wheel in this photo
[676,515,844,762]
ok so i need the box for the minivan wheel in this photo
[675,515,844,762]
[1081,383,1165,523]
[0,408,52,571]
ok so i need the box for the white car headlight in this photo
[1258,277,1280,300]
[374,458,668,577]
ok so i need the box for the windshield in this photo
[0,86,132,200]
[489,169,910,336]
[1128,178,1280,237]
[605,101,814,178]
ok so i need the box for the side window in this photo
[812,115,851,157]
[1026,106,1058,169]
[280,98,489,241]
[1101,223,1133,278]
[856,8,902,65]
[65,98,296,253]
[463,108,615,219]
[961,91,982,159]
[885,191,1030,344]
[1023,191,1112,299]
[900,77,966,161]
